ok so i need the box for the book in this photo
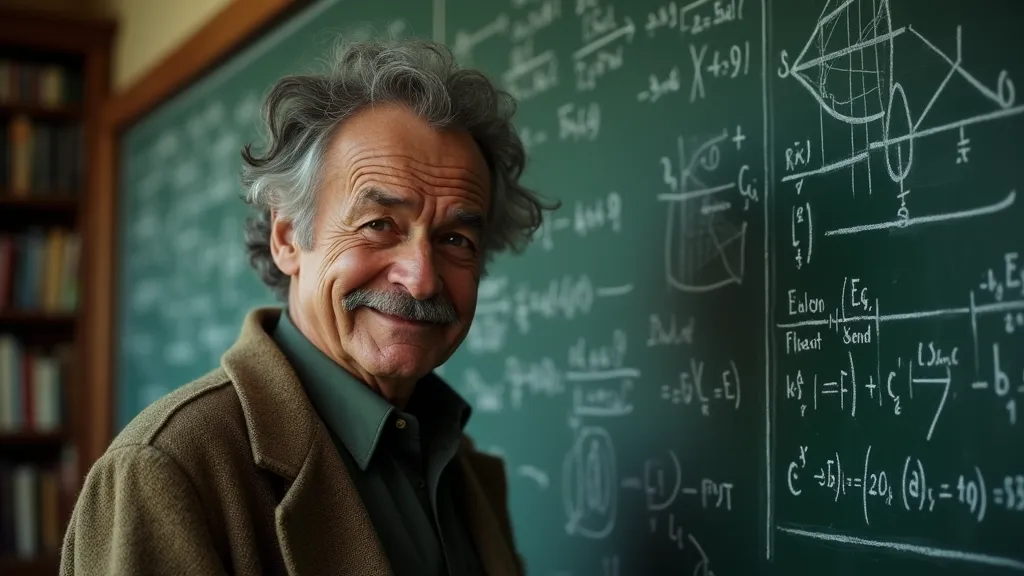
[8,115,32,196]
[0,337,66,433]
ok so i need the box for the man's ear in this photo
[269,209,301,276]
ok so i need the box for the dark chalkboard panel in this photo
[116,0,1024,573]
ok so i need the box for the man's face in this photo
[272,104,490,389]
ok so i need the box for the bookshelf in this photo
[0,9,112,575]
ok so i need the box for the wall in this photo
[3,0,234,90]
[99,0,233,90]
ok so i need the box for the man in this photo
[61,38,554,575]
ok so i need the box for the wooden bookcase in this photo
[0,9,113,575]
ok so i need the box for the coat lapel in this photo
[221,308,391,576]
[275,427,391,576]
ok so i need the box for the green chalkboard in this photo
[116,0,1024,573]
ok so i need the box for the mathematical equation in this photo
[659,357,741,417]
[468,273,633,348]
[561,427,726,575]
[785,444,1024,527]
[657,125,760,294]
[459,326,641,417]
[778,266,1024,432]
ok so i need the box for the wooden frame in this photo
[88,0,308,471]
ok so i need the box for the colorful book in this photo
[0,335,14,432]
[12,465,38,558]
[8,115,32,196]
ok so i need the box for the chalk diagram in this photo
[660,130,750,293]
[562,426,617,539]
[780,0,1021,236]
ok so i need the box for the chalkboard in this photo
[116,0,1024,574]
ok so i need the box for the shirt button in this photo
[395,418,407,429]
[417,480,426,489]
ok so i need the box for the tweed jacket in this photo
[59,308,523,576]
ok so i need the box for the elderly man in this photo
[61,38,553,575]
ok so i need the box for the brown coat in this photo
[60,308,523,575]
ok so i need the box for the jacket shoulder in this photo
[106,368,258,490]
[110,367,239,451]
[64,369,272,575]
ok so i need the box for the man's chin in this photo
[351,318,453,380]
[359,347,437,382]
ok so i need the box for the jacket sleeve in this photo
[60,444,228,576]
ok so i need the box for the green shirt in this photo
[273,311,484,576]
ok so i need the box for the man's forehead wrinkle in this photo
[343,180,418,219]
[356,187,407,206]
[345,166,428,201]
[342,140,479,168]
[342,145,489,188]
[347,177,485,216]
[343,172,482,219]
[344,158,489,202]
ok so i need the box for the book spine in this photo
[0,335,12,432]
[9,116,32,197]
[0,59,10,103]
[7,338,21,431]
[60,232,81,311]
[12,465,38,558]
[20,352,33,431]
[43,229,65,312]
[0,236,12,311]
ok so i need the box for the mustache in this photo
[342,288,459,325]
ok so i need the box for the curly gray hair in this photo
[240,37,556,300]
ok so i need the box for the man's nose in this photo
[387,237,442,300]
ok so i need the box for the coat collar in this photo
[220,307,521,575]
[220,307,316,479]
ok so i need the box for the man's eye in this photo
[364,219,393,232]
[443,234,476,252]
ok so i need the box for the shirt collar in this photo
[272,309,471,470]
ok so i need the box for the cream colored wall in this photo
[100,0,234,90]
[4,0,233,90]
